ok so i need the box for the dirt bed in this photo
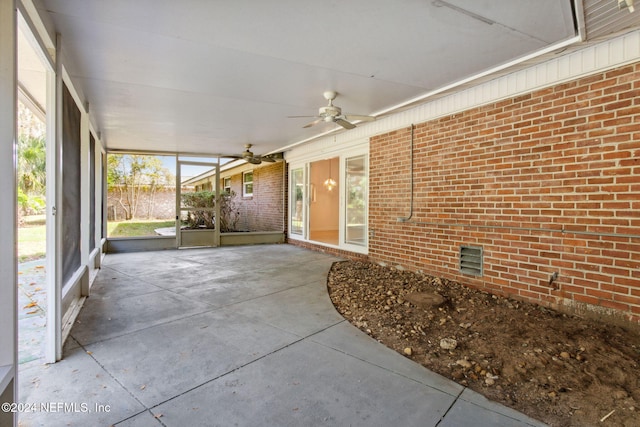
[327,260,640,427]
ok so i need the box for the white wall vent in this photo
[460,245,483,276]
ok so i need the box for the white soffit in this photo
[30,0,581,156]
[286,28,640,161]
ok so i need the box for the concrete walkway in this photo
[17,259,47,369]
[18,244,545,426]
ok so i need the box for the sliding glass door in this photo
[289,151,368,253]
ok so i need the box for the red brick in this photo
[308,62,640,326]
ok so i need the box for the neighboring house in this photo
[183,159,285,232]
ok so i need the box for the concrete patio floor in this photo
[18,244,546,426]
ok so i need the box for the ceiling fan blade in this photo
[247,157,262,165]
[262,152,283,162]
[335,118,356,130]
[343,114,375,122]
[303,118,323,128]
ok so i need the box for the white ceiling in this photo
[15,1,637,158]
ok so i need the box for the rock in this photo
[560,351,570,359]
[613,390,628,400]
[405,292,445,308]
[456,359,472,369]
[440,338,458,350]
[485,377,495,386]
[404,347,413,356]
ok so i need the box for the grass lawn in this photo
[17,216,175,262]
[18,215,46,262]
[108,219,175,237]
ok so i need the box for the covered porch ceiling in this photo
[18,0,640,158]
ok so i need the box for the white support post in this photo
[94,136,104,268]
[0,0,18,425]
[46,32,63,363]
[44,61,59,362]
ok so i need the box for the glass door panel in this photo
[309,157,339,245]
[345,155,367,246]
[177,159,219,247]
[290,167,304,235]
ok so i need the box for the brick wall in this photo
[225,161,285,231]
[107,187,175,221]
[368,62,640,325]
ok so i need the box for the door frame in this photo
[176,159,220,248]
[287,146,369,255]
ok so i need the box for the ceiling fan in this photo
[228,144,283,165]
[290,91,375,130]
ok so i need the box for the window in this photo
[223,177,231,194]
[243,171,253,197]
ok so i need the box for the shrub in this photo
[181,190,240,232]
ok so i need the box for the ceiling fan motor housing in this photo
[320,105,341,118]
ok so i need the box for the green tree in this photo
[18,134,46,193]
[17,134,46,215]
[17,101,47,217]
[107,154,175,220]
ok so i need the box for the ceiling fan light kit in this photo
[290,91,375,130]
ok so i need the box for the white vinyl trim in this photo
[0,1,17,420]
[44,47,57,363]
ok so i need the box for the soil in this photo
[327,260,640,427]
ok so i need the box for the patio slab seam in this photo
[70,342,149,418]
[308,335,462,397]
[71,274,338,349]
[434,386,466,426]
[69,304,218,348]
[133,321,346,414]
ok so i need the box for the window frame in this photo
[242,171,253,197]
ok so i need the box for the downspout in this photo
[397,124,414,222]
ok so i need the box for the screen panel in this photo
[61,83,81,284]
